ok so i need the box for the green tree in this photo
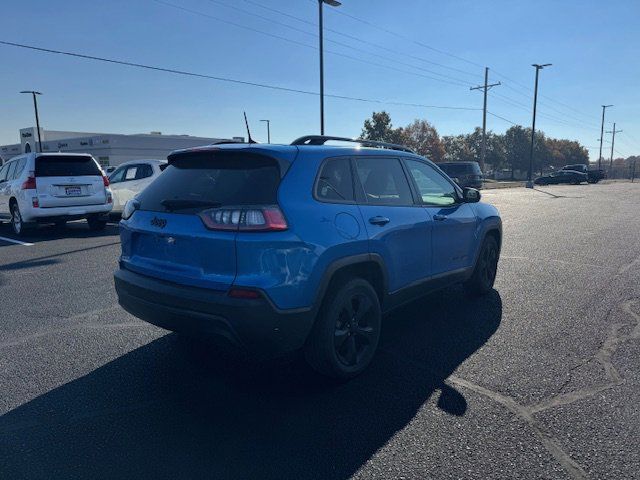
[503,126,530,179]
[360,111,404,143]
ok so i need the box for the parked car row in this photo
[1,139,503,380]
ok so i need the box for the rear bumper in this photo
[23,202,112,222]
[114,267,316,357]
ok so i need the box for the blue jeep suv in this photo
[114,136,501,378]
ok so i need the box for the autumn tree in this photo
[400,119,446,162]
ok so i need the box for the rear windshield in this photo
[35,155,102,177]
[137,152,281,213]
[439,163,481,176]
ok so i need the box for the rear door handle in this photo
[433,214,448,221]
[369,216,390,226]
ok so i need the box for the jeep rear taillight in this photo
[198,206,288,232]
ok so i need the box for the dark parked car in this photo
[534,170,588,185]
[438,162,483,189]
[560,164,605,183]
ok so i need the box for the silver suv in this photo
[0,153,113,235]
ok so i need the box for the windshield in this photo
[35,155,102,177]
[136,151,281,213]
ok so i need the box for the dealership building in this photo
[0,127,244,167]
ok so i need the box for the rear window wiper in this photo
[160,199,222,211]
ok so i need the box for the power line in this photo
[313,0,485,69]
[487,111,518,125]
[491,68,596,122]
[489,91,600,132]
[241,0,483,79]
[202,0,476,86]
[0,40,481,112]
[153,0,473,88]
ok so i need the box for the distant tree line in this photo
[360,111,597,178]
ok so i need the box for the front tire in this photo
[305,278,381,379]
[465,235,499,296]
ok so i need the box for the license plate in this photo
[65,186,82,196]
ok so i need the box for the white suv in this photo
[108,159,167,215]
[0,153,113,235]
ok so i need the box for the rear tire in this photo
[305,278,381,379]
[465,235,499,296]
[10,202,29,237]
[87,215,107,231]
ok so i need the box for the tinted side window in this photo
[405,159,457,206]
[13,159,26,179]
[6,162,17,181]
[135,164,154,180]
[109,166,126,184]
[355,157,413,206]
[0,164,8,182]
[315,158,354,202]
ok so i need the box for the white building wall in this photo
[1,128,243,167]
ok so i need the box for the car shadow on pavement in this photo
[0,221,120,245]
[0,287,501,480]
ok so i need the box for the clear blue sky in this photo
[1,0,639,158]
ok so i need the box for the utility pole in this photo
[470,67,500,172]
[20,90,43,152]
[598,104,613,170]
[605,123,622,175]
[527,64,551,188]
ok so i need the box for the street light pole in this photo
[20,90,43,152]
[598,104,613,170]
[260,119,271,143]
[527,64,551,188]
[318,0,341,135]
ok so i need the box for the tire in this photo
[305,278,381,379]
[87,215,107,231]
[10,202,28,237]
[465,235,499,296]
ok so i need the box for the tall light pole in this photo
[260,119,271,143]
[598,104,613,170]
[20,90,43,152]
[527,64,551,188]
[318,0,341,135]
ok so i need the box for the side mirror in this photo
[462,187,481,203]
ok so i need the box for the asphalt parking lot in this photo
[1,182,639,480]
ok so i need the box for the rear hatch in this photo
[120,150,284,291]
[35,155,107,208]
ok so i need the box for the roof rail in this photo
[291,135,415,154]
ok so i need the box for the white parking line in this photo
[0,236,34,246]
